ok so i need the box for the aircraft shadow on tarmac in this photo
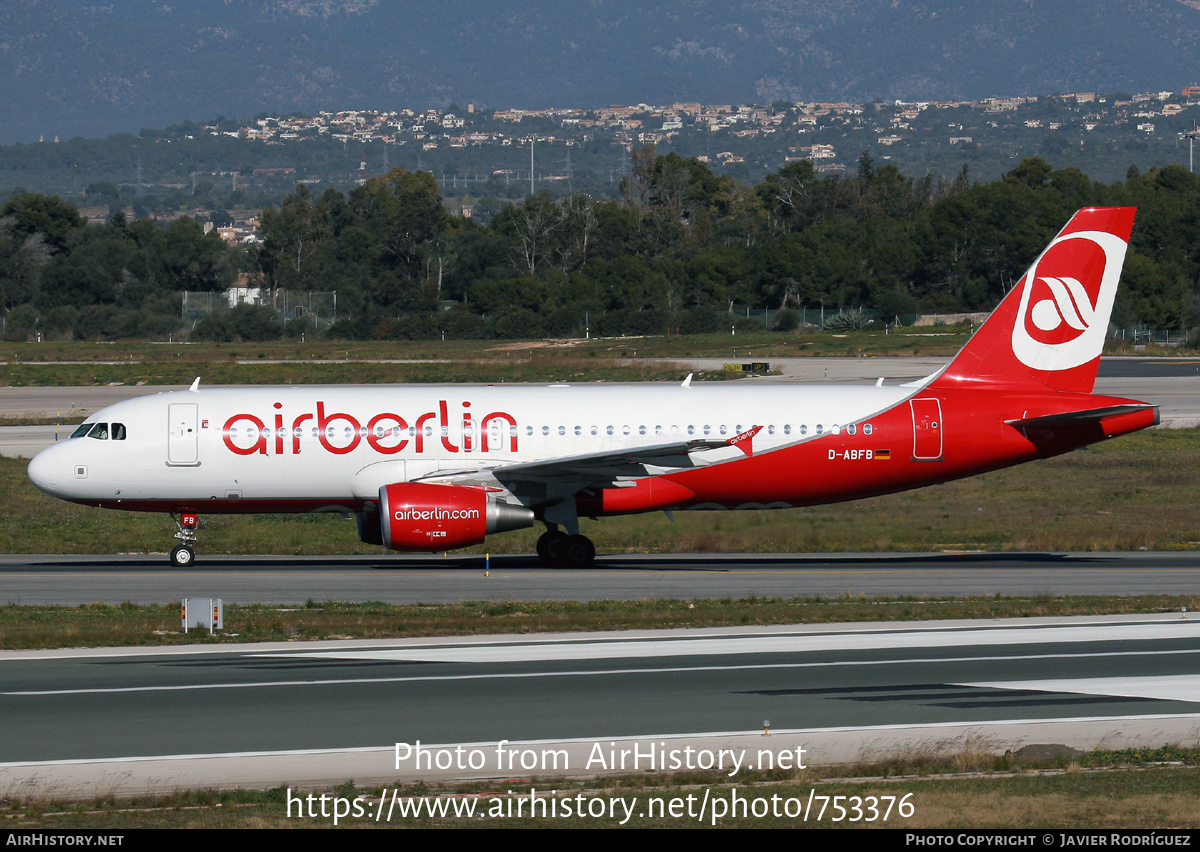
[364,552,1100,571]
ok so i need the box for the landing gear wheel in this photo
[537,530,569,566]
[170,513,199,567]
[563,534,596,568]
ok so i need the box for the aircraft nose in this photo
[27,444,65,497]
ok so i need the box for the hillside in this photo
[5,0,1200,142]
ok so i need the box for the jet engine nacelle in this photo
[378,482,534,552]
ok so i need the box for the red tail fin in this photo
[932,207,1135,394]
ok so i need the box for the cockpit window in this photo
[70,422,125,440]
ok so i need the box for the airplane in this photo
[27,206,1158,568]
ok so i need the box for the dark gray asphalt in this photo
[2,616,1198,771]
[1097,357,1200,377]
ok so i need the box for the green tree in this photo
[84,182,120,205]
[0,193,86,253]
[155,217,238,292]
[351,168,448,276]
[492,191,563,274]
[258,185,319,291]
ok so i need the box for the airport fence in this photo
[1110,327,1188,346]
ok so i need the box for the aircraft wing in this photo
[416,426,765,508]
[417,438,729,485]
[489,438,729,479]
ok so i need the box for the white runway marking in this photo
[8,619,1199,697]
[965,675,1200,703]
[258,620,1200,664]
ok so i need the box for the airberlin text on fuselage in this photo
[221,400,518,456]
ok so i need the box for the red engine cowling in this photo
[379,483,534,552]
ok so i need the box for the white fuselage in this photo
[27,381,913,511]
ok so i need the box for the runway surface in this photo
[2,614,1198,794]
[2,551,1200,604]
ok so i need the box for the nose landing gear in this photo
[170,512,198,567]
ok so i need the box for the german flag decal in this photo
[874,449,891,460]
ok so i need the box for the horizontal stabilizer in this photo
[1005,404,1159,430]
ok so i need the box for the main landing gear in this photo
[169,512,199,567]
[536,529,596,568]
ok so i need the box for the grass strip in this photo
[5,754,1199,828]
[0,355,697,388]
[1,595,1196,651]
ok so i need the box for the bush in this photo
[441,305,493,340]
[773,308,799,331]
[494,307,544,339]
[193,304,282,342]
[823,308,872,331]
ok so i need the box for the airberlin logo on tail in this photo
[1028,276,1095,336]
[1011,229,1128,372]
